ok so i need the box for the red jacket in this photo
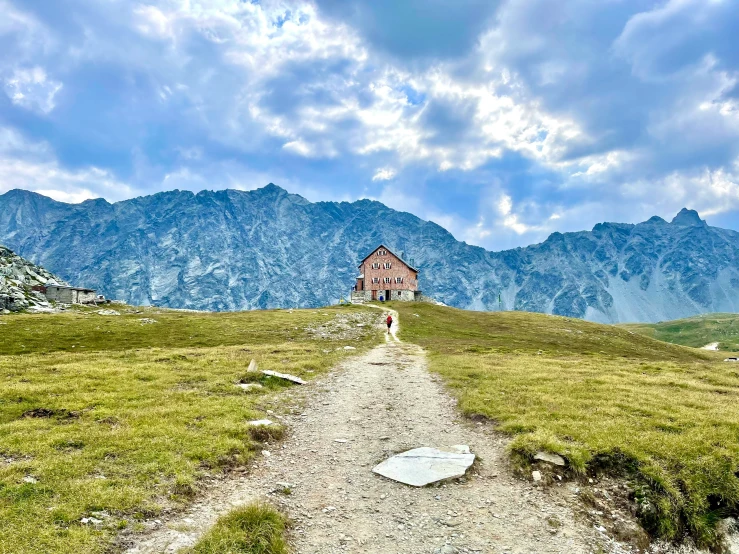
[386,316,393,325]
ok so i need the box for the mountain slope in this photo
[0,185,737,322]
[0,244,65,312]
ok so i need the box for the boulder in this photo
[372,445,475,487]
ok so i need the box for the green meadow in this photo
[0,306,381,554]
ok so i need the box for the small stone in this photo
[236,383,263,391]
[23,476,38,484]
[248,419,274,426]
[534,452,566,467]
[247,359,259,373]
[81,517,103,525]
[334,439,349,443]
[262,450,271,457]
[532,471,542,482]
[343,346,357,350]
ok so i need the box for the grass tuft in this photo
[185,503,288,554]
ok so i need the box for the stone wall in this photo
[351,291,373,303]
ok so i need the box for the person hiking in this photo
[386,314,393,334]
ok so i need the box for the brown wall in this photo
[359,248,418,292]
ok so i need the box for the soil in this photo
[121,309,704,554]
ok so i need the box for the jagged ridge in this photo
[0,185,737,322]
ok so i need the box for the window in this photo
[383,262,392,269]
[372,277,380,284]
[384,277,391,284]
[372,262,380,269]
[395,277,404,284]
[377,249,387,256]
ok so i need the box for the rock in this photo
[725,358,739,362]
[343,346,357,351]
[261,450,271,457]
[534,451,566,467]
[247,359,259,373]
[81,517,103,525]
[434,545,458,554]
[248,419,274,426]
[372,445,475,487]
[334,439,349,443]
[97,309,121,316]
[139,318,157,324]
[23,476,38,484]
[532,471,542,482]
[262,370,307,385]
[236,383,263,391]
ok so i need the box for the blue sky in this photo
[1,0,738,250]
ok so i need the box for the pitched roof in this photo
[358,244,419,272]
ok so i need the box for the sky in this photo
[1,0,738,250]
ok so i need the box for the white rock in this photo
[534,452,566,466]
[372,446,475,487]
[97,309,121,316]
[725,357,739,362]
[236,383,263,391]
[262,370,306,385]
[248,419,274,426]
[247,359,259,373]
[334,439,349,443]
[23,476,38,484]
[532,471,542,482]
[81,517,103,525]
[343,346,357,350]
[261,450,271,457]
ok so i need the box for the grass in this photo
[185,503,288,554]
[622,313,739,352]
[0,304,381,554]
[393,302,739,549]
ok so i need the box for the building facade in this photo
[44,285,97,304]
[351,245,421,302]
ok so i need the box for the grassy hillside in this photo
[0,305,382,554]
[394,302,737,548]
[622,313,739,352]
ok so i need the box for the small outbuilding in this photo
[44,284,98,305]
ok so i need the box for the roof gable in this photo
[358,244,418,272]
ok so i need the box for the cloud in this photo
[3,67,62,114]
[372,168,395,181]
[0,0,737,252]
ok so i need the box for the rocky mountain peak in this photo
[671,208,705,227]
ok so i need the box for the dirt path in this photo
[124,310,634,554]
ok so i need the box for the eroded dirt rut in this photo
[125,316,623,554]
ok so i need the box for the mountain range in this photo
[0,184,737,323]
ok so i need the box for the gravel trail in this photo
[124,311,631,554]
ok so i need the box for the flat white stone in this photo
[247,359,259,373]
[262,370,306,385]
[236,383,263,391]
[534,452,566,466]
[248,419,274,426]
[725,357,739,362]
[372,446,475,487]
[532,470,542,482]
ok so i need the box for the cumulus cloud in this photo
[0,0,737,250]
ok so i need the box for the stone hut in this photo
[44,284,97,304]
[351,245,421,302]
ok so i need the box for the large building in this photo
[351,245,421,302]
